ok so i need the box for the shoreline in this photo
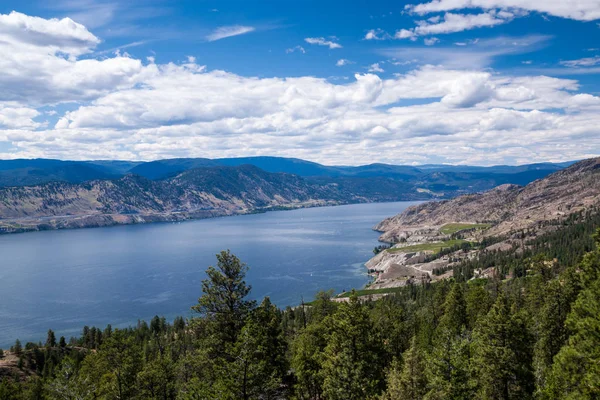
[0,199,427,237]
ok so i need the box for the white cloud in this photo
[406,0,600,22]
[0,11,599,166]
[365,29,390,40]
[395,29,417,40]
[304,37,342,49]
[0,11,100,57]
[286,46,306,54]
[206,25,255,42]
[0,105,42,129]
[424,37,440,45]
[380,35,551,69]
[0,11,146,106]
[368,63,385,73]
[560,55,600,67]
[397,11,513,39]
[336,59,354,66]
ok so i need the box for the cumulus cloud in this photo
[424,37,440,45]
[365,29,390,40]
[304,37,342,49]
[336,59,354,66]
[0,11,100,57]
[0,11,599,166]
[206,25,255,42]
[406,0,600,22]
[0,11,146,106]
[368,63,385,73]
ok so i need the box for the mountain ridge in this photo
[374,157,600,242]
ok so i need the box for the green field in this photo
[386,239,468,254]
[336,286,406,298]
[440,223,491,235]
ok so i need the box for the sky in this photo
[0,0,599,166]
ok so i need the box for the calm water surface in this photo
[0,201,417,346]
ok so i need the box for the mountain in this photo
[128,158,219,180]
[0,159,119,187]
[0,157,577,235]
[374,157,600,242]
[0,157,569,190]
[0,164,410,233]
[0,159,141,187]
[363,157,600,291]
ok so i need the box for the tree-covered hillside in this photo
[2,219,600,399]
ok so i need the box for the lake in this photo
[0,201,417,347]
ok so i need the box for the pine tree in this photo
[425,330,472,400]
[546,231,600,399]
[12,339,22,355]
[291,320,328,400]
[322,294,385,400]
[471,292,534,399]
[382,337,427,400]
[191,250,256,351]
[532,277,576,396]
[224,297,289,400]
[46,329,57,348]
[439,283,468,335]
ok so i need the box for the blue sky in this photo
[0,0,599,165]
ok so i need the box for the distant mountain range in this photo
[0,156,577,234]
[0,156,574,187]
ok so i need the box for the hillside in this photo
[364,157,600,290]
[375,157,600,242]
[0,165,354,233]
[0,158,568,199]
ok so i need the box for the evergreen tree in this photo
[532,277,576,396]
[439,283,468,335]
[546,232,600,399]
[291,321,328,400]
[191,250,256,350]
[382,337,427,400]
[222,297,289,400]
[12,339,22,355]
[425,331,472,400]
[472,292,534,399]
[322,294,385,400]
[46,329,57,348]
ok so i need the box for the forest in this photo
[1,215,600,399]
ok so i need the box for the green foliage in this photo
[545,231,600,399]
[381,338,427,400]
[4,224,600,399]
[191,250,256,351]
[471,292,534,399]
[321,294,385,400]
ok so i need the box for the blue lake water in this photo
[0,201,417,347]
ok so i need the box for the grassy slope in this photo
[386,239,468,254]
[439,223,491,235]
